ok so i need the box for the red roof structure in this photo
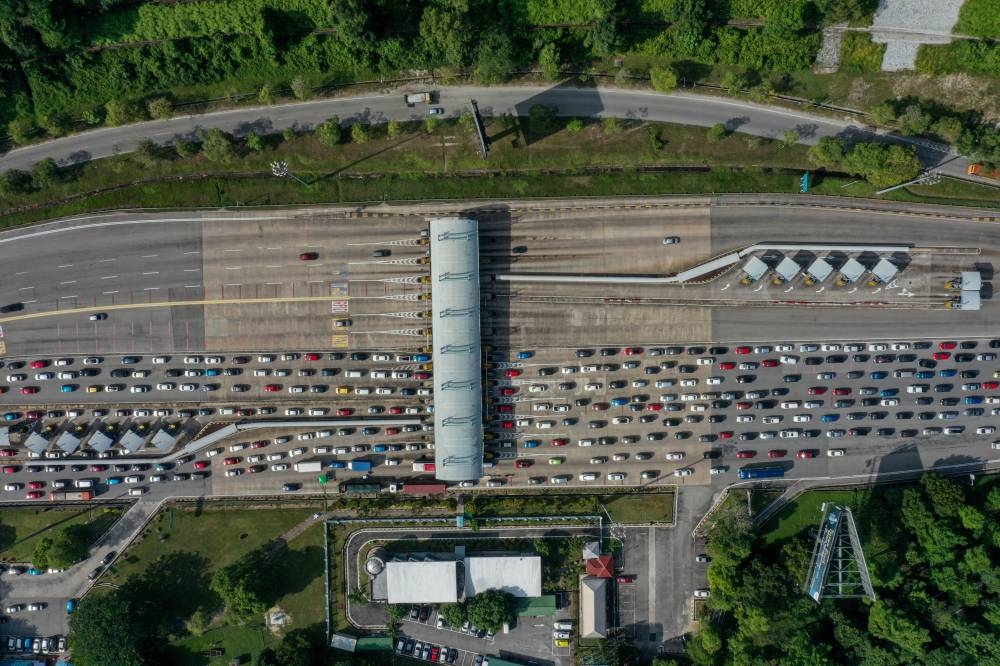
[585,554,614,578]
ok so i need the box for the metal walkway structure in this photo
[803,504,876,603]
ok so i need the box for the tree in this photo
[146,97,173,120]
[274,629,318,666]
[868,600,931,658]
[465,589,514,633]
[650,66,679,93]
[350,123,369,144]
[419,5,470,69]
[841,142,921,189]
[0,168,34,195]
[7,117,38,145]
[440,602,468,628]
[210,550,268,624]
[387,119,402,139]
[722,69,753,94]
[921,473,966,518]
[869,102,897,125]
[539,43,560,81]
[316,116,343,147]
[808,136,846,168]
[258,85,274,105]
[255,648,278,666]
[587,12,621,58]
[474,31,514,84]
[896,104,932,136]
[39,113,73,137]
[766,0,807,37]
[198,128,235,163]
[104,99,144,127]
[133,139,160,168]
[528,104,557,135]
[566,118,584,133]
[69,592,153,666]
[245,131,264,152]
[174,139,199,159]
[932,117,964,144]
[781,129,799,147]
[290,76,310,100]
[707,123,728,142]
[31,158,60,189]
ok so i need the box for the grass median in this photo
[0,504,124,563]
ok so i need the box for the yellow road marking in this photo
[0,341,6,355]
[0,295,348,324]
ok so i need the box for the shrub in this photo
[316,116,343,147]
[565,118,584,133]
[174,139,199,159]
[840,33,884,73]
[869,102,897,126]
[425,116,441,133]
[896,104,932,136]
[539,42,560,81]
[7,117,38,145]
[707,123,729,142]
[31,158,60,189]
[39,113,73,137]
[133,139,160,168]
[147,97,173,120]
[290,76,311,100]
[258,85,273,105]
[350,123,369,144]
[650,65,679,92]
[601,117,621,135]
[245,131,264,152]
[0,169,34,194]
[528,104,558,135]
[198,128,234,163]
[932,117,964,144]
[281,127,297,143]
[387,120,402,139]
[104,99,145,127]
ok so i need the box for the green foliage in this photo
[539,42,560,80]
[281,127,297,143]
[601,116,621,135]
[315,116,342,147]
[209,546,270,623]
[104,99,145,127]
[174,138,199,159]
[258,84,274,105]
[198,128,235,163]
[69,592,151,666]
[814,0,878,24]
[706,122,728,142]
[245,131,265,152]
[30,157,60,189]
[419,5,470,69]
[781,128,799,147]
[840,33,885,73]
[0,169,34,195]
[932,116,964,144]
[290,76,310,100]
[386,119,401,139]
[955,0,1000,39]
[565,117,584,133]
[33,523,91,567]
[7,117,38,145]
[814,139,922,188]
[808,136,845,168]
[764,0,807,37]
[896,104,932,136]
[465,589,515,633]
[350,122,369,144]
[146,97,173,120]
[722,69,754,94]
[440,602,467,628]
[474,31,515,84]
[133,139,160,168]
[869,101,897,125]
[425,116,441,133]
[528,104,558,135]
[38,112,72,137]
[650,65,678,92]
[917,39,1000,76]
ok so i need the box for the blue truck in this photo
[348,460,373,472]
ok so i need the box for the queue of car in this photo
[0,634,65,657]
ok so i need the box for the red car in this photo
[0,387,6,394]
[591,402,609,411]
[90,464,107,472]
[646,403,662,412]
[514,459,533,469]
[430,647,440,663]
[832,387,851,396]
[223,457,240,466]
[238,408,256,417]
[719,361,735,370]
[250,440,269,449]
[337,408,355,416]
[20,387,39,395]
[623,347,643,356]
[25,411,43,420]
[761,359,779,368]
[500,421,514,429]
[984,381,999,390]
[735,346,752,355]
[496,404,513,413]
[414,371,431,380]
[767,450,786,458]
[933,352,950,361]
[504,369,522,378]
[304,353,320,361]
[386,427,400,435]
[27,481,44,489]
[299,252,318,261]
[807,387,826,396]
[29,360,48,369]
[0,449,15,458]
[796,450,815,459]
[387,407,403,415]
[617,574,636,583]
[735,401,751,410]
[719,431,733,440]
[939,341,957,350]
[551,438,568,446]
[1,466,17,474]
[25,491,43,500]
[499,388,517,396]
[736,450,755,459]
[263,384,280,392]
[193,461,209,470]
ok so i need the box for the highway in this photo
[0,85,976,182]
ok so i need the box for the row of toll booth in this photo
[740,254,902,287]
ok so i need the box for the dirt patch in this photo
[266,606,290,635]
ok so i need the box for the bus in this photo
[738,466,785,480]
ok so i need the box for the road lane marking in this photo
[183,268,201,272]
[141,254,158,258]
[59,280,77,285]
[184,285,201,288]
[183,251,201,255]
[14,272,27,276]
[144,287,160,291]
[224,249,241,252]
[225,266,242,270]
[103,291,118,295]
[142,271,159,276]
[98,258,115,262]
[101,275,119,280]
[17,286,33,291]
[60,295,77,299]
[57,264,73,268]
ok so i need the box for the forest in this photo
[682,474,1000,665]
[0,0,874,136]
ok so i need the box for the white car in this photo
[763,415,783,424]
[775,344,794,352]
[205,356,223,364]
[674,468,693,477]
[385,458,401,466]
[992,440,1000,450]
[289,447,307,457]
[736,415,755,423]
[680,378,698,387]
[308,408,327,416]
[285,408,303,416]
[529,384,548,393]
[391,370,411,379]
[976,426,996,435]
[753,345,772,354]
[696,357,715,366]
[370,370,388,379]
[792,414,812,423]
[607,472,626,481]
[804,401,823,409]
[759,431,777,440]
[977,353,996,361]
[130,385,149,393]
[296,432,315,441]
[124,475,141,484]
[665,452,684,460]
[206,448,222,457]
[253,369,271,377]
[561,366,579,374]
[581,365,598,373]
[780,401,801,409]
[799,344,818,352]
[709,467,728,475]
[827,448,846,456]
[4,483,23,492]
[248,454,264,463]
[131,369,150,378]
[229,443,247,452]
[536,420,555,429]
[890,342,910,351]
[962,383,981,392]
[184,356,203,364]
[287,385,306,393]
[612,416,632,424]
[843,343,864,352]
[577,439,594,447]
[579,473,598,481]
[706,377,723,385]
[532,403,552,412]
[271,463,289,472]
[821,343,841,351]
[868,343,887,351]
[780,429,800,439]
[739,362,758,370]
[631,379,649,388]
[179,383,197,391]
[688,404,707,413]
[35,372,54,380]
[83,357,102,365]
[584,383,603,391]
[880,398,900,407]
[57,371,77,380]
[693,589,710,599]
[779,355,799,365]
[680,393,698,401]
[152,356,169,364]
[655,379,675,388]
[817,372,835,380]
[907,384,928,394]
[372,353,391,362]
[156,382,175,391]
[5,374,25,382]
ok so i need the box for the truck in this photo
[339,482,382,495]
[412,461,436,473]
[348,460,373,472]
[294,461,324,473]
[397,482,447,496]
[738,466,785,480]
[404,92,432,106]
[413,353,431,362]
[49,491,93,501]
[968,164,999,179]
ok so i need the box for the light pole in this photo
[270,160,309,187]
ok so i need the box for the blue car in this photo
[939,369,958,378]
[821,414,840,422]
[106,477,123,485]
[328,461,347,469]
[916,371,935,379]
[205,368,221,377]
[372,445,388,453]
[965,395,984,405]
[517,351,534,360]
[611,397,628,407]
[60,384,76,392]
[879,389,898,397]
[413,354,431,362]
[522,440,541,449]
[66,599,77,614]
[3,412,19,422]
[870,371,888,380]
[27,567,43,575]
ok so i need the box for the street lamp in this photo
[270,160,309,186]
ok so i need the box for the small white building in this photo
[580,577,608,639]
[385,561,459,604]
[464,556,541,598]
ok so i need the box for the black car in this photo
[678,365,697,374]
[940,397,959,406]
[955,353,975,362]
[198,407,215,416]
[575,349,594,358]
[708,414,726,423]
[703,449,721,459]
[708,346,728,355]
[861,398,878,407]
[609,380,626,389]
[960,340,978,349]
[350,352,367,361]
[934,383,953,392]
[418,606,431,622]
[960,370,979,378]
[699,434,717,443]
[101,551,117,566]
[687,346,706,355]
[558,382,575,391]
[736,375,756,384]
[110,368,130,378]
[918,412,936,420]
[372,249,391,257]
[847,412,866,421]
[646,432,664,441]
[898,354,917,363]
[0,302,23,313]
[782,374,800,383]
[409,606,419,621]
[674,431,692,440]
[852,354,869,363]
[600,348,618,356]
[80,368,100,377]
[895,411,914,420]
[165,369,183,377]
[282,483,300,492]
[538,367,556,376]
[805,357,823,366]
[919,359,937,368]
[598,437,616,445]
[847,370,865,379]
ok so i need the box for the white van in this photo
[128,487,148,496]
[75,479,94,489]
[345,370,363,379]
[355,387,372,395]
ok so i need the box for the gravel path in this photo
[870,0,966,70]
[815,22,848,73]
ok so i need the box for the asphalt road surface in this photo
[0,85,976,182]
